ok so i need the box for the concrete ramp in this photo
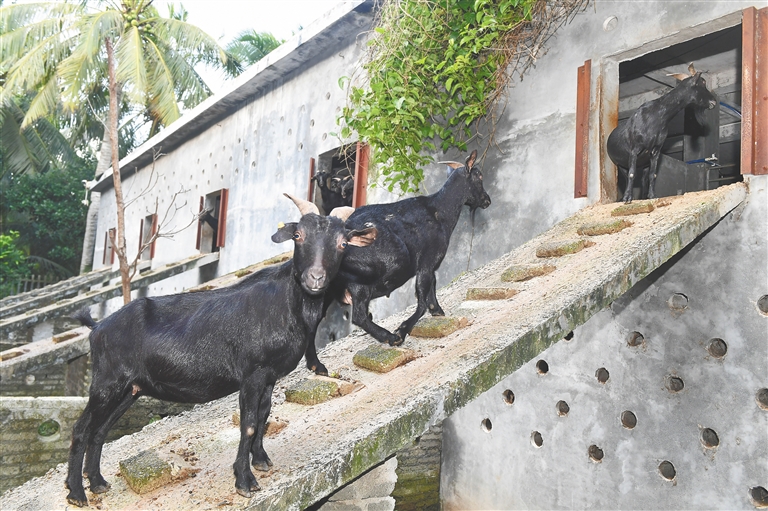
[0,183,747,511]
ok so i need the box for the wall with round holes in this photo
[440,177,768,509]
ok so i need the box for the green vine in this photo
[338,0,585,193]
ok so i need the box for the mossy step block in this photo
[577,219,632,236]
[611,200,655,216]
[500,264,556,282]
[410,316,468,338]
[536,239,592,258]
[353,345,416,373]
[284,376,360,405]
[465,287,519,300]
[52,331,80,344]
[119,450,173,495]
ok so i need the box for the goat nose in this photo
[307,268,326,287]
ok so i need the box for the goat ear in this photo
[346,226,378,247]
[667,72,689,82]
[271,222,298,243]
[465,149,478,169]
[688,62,696,76]
[439,161,463,170]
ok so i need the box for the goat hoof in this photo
[236,488,252,498]
[430,309,445,317]
[389,334,405,347]
[66,492,88,507]
[90,483,111,494]
[313,363,328,376]
[252,460,272,472]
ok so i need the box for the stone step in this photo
[410,316,468,338]
[353,344,416,373]
[284,375,363,405]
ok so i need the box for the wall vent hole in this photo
[658,461,676,481]
[756,388,768,411]
[595,367,609,384]
[531,431,543,448]
[556,400,569,416]
[481,418,492,432]
[536,360,549,375]
[564,331,574,341]
[707,338,727,358]
[757,295,768,315]
[666,376,685,393]
[588,445,604,462]
[621,410,637,429]
[749,486,768,507]
[38,419,60,437]
[700,428,719,448]
[668,293,689,311]
[627,331,644,347]
[502,390,515,405]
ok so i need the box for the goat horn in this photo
[688,62,696,75]
[438,161,463,170]
[329,206,355,221]
[283,193,319,216]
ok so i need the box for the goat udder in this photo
[131,384,141,396]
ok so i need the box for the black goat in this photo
[64,194,376,507]
[313,170,354,212]
[307,150,490,361]
[607,65,717,203]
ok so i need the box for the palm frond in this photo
[143,37,180,126]
[21,72,59,128]
[115,26,148,105]
[152,17,229,65]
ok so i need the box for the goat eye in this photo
[292,232,301,240]
[341,241,348,249]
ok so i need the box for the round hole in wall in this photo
[300,104,306,113]
[288,129,292,136]
[196,158,200,164]
[280,116,284,122]
[666,375,684,393]
[668,293,689,311]
[299,143,303,150]
[238,138,241,144]
[536,360,549,375]
[336,106,341,113]
[627,331,644,347]
[222,145,226,151]
[253,129,258,135]
[251,161,256,167]
[757,295,768,315]
[220,174,224,180]
[481,418,492,432]
[588,445,604,462]
[749,486,768,507]
[564,331,574,341]
[700,428,719,448]
[25,374,35,385]
[756,388,768,411]
[214,164,217,169]
[209,152,212,158]
[202,168,205,174]
[322,133,328,141]
[707,338,727,358]
[596,367,609,384]
[244,148,249,155]
[556,400,570,417]
[277,151,281,159]
[38,419,60,437]
[502,389,515,405]
[621,410,637,429]
[603,15,618,31]
[531,431,543,448]
[325,92,331,100]
[235,168,239,175]
[310,119,315,127]
[207,180,210,185]
[658,461,676,481]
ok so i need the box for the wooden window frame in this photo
[352,142,369,208]
[741,6,768,175]
[575,60,591,198]
[196,189,229,252]
[139,214,158,260]
[103,228,116,265]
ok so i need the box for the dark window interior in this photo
[617,26,743,199]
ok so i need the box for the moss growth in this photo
[410,316,468,338]
[465,287,518,300]
[577,219,632,236]
[284,379,340,405]
[353,345,416,373]
[500,264,556,282]
[535,239,590,258]
[611,200,655,216]
[119,450,173,495]
[52,331,79,344]
[235,269,252,278]
[37,419,59,437]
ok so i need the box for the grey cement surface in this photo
[441,176,768,510]
[0,184,746,510]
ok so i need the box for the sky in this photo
[154,0,342,92]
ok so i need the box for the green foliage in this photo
[0,231,29,298]
[2,158,91,275]
[225,29,283,70]
[339,0,540,193]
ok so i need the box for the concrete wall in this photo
[0,396,194,494]
[440,175,768,509]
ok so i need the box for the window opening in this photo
[311,143,368,214]
[615,25,743,200]
[103,228,115,265]
[139,213,157,261]
[196,188,229,253]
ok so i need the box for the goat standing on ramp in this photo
[64,194,376,507]
[306,150,490,367]
[607,64,717,203]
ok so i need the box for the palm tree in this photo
[225,29,283,68]
[0,0,237,303]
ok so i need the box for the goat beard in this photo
[692,107,710,134]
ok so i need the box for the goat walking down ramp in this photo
[64,195,376,507]
[311,151,490,361]
[607,65,717,203]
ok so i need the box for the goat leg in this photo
[349,285,401,345]
[303,338,328,376]
[647,148,661,199]
[622,152,638,203]
[66,403,94,507]
[394,273,432,342]
[250,383,275,472]
[233,377,265,497]
[426,278,445,316]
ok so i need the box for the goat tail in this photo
[71,307,97,329]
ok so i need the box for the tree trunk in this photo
[106,38,131,305]
[78,134,111,274]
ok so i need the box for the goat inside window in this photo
[613,25,743,201]
[196,189,229,253]
[311,145,358,214]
